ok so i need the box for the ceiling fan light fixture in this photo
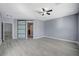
[36,8,53,16]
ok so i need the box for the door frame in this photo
[17,20,33,39]
[1,22,4,42]
[27,22,33,39]
[17,20,26,39]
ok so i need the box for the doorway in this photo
[27,23,33,38]
[4,23,12,40]
[1,23,12,41]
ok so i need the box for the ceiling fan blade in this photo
[42,8,45,11]
[47,9,52,12]
[47,13,50,15]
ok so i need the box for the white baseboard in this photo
[33,36,45,39]
[44,36,79,44]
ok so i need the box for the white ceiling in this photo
[0,3,79,21]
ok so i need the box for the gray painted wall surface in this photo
[0,14,79,41]
[0,18,1,40]
[13,19,17,39]
[0,18,1,45]
[33,20,44,39]
[44,14,78,41]
[13,20,44,39]
[78,13,79,41]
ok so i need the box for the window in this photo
[17,20,26,39]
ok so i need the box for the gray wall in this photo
[13,20,44,39]
[78,13,79,41]
[0,14,79,41]
[33,20,44,39]
[44,14,78,41]
[0,18,1,45]
[0,18,1,40]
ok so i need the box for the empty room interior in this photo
[0,3,79,56]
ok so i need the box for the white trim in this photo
[33,36,45,39]
[44,36,79,45]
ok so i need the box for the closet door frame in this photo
[17,20,26,39]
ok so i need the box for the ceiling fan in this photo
[36,8,53,16]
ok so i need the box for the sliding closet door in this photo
[17,20,26,39]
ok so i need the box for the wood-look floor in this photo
[0,37,79,56]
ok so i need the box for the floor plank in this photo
[0,37,79,56]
